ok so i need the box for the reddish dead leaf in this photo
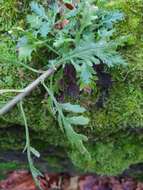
[1,170,143,190]
[0,171,38,190]
[64,3,74,10]
[55,19,69,30]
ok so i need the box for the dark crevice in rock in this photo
[93,64,113,109]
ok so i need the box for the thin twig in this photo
[0,89,25,94]
[0,65,60,115]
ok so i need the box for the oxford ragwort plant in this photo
[1,0,127,187]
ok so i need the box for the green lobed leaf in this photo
[27,15,41,28]
[30,146,40,158]
[67,116,89,125]
[61,103,86,113]
[18,45,35,61]
[79,63,95,88]
[102,11,124,29]
[17,36,36,61]
[39,22,50,37]
[30,1,46,18]
[71,40,126,67]
[64,122,89,154]
[27,2,51,37]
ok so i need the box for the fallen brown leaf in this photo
[1,170,143,190]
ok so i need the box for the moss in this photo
[91,83,142,133]
[129,171,143,182]
[101,0,143,39]
[43,157,63,172]
[0,122,67,152]
[0,0,30,32]
[0,162,27,180]
[69,131,143,175]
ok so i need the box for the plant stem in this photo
[0,46,92,115]
[0,89,25,94]
[0,65,60,115]
[20,102,43,190]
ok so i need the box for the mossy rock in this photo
[0,124,143,177]
[0,0,143,176]
[70,131,143,175]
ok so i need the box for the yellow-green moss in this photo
[0,162,26,180]
[69,132,143,175]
